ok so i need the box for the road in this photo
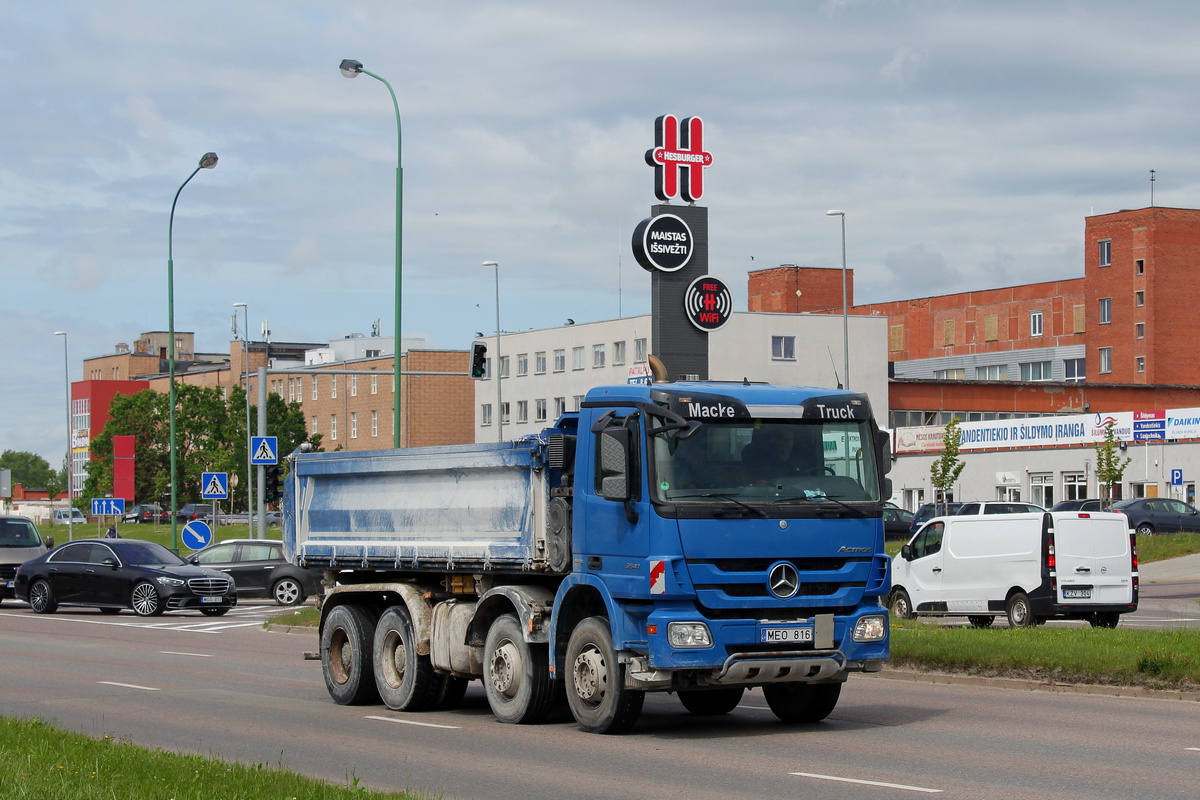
[0,602,1197,799]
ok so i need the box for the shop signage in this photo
[645,114,713,202]
[684,275,732,332]
[632,213,694,272]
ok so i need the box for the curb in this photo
[871,666,1200,701]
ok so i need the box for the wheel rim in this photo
[31,581,49,611]
[1011,599,1028,625]
[132,583,159,616]
[892,594,908,617]
[274,580,300,604]
[572,644,607,708]
[379,629,406,690]
[489,637,523,699]
[1137,524,1153,536]
[328,627,352,685]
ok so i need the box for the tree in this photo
[1094,421,1131,510]
[0,450,59,495]
[930,417,965,514]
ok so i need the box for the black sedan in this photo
[15,539,237,617]
[883,506,915,540]
[1113,497,1200,535]
[122,504,168,524]
[188,539,322,605]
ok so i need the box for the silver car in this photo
[1,515,52,605]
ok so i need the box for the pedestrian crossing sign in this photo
[251,436,278,465]
[201,471,229,500]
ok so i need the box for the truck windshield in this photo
[651,419,881,506]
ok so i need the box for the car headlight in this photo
[155,576,185,587]
[852,615,887,642]
[667,621,713,648]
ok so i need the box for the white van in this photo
[889,511,1137,628]
[52,507,86,526]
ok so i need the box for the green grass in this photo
[0,716,428,799]
[62,523,281,553]
[267,604,321,628]
[890,620,1200,690]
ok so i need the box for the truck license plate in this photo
[1063,588,1092,599]
[201,596,222,604]
[760,626,814,644]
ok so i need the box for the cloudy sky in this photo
[5,0,1200,465]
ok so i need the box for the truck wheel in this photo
[678,687,744,716]
[373,605,439,711]
[131,582,164,617]
[967,616,994,628]
[29,579,57,614]
[888,588,914,619]
[321,605,379,705]
[763,682,841,723]
[484,613,555,724]
[435,675,470,710]
[565,616,645,734]
[1006,592,1034,628]
[1091,612,1120,629]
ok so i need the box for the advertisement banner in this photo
[894,411,1140,454]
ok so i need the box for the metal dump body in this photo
[283,439,551,573]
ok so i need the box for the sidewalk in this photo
[1139,552,1200,583]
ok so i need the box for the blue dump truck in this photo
[284,381,892,733]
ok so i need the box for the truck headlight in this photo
[156,577,185,587]
[667,622,713,648]
[852,615,887,642]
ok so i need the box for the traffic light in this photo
[470,341,488,379]
[264,464,283,503]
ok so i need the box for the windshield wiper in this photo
[770,493,865,516]
[669,492,768,518]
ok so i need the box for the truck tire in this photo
[763,682,841,723]
[29,579,57,614]
[678,687,744,716]
[484,613,555,724]
[1006,591,1034,628]
[888,588,914,619]
[435,675,470,710]
[322,604,379,705]
[373,605,440,711]
[564,616,645,734]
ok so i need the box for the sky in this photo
[5,0,1200,466]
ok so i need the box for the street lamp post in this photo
[483,261,502,442]
[826,210,850,390]
[233,302,253,535]
[168,152,218,552]
[53,331,73,541]
[340,59,404,448]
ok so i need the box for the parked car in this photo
[1112,497,1200,535]
[1,515,53,605]
[122,504,167,524]
[188,539,321,605]
[51,508,87,526]
[14,538,237,617]
[883,506,915,540]
[908,502,963,536]
[1050,499,1104,513]
[954,501,1046,515]
[175,503,214,523]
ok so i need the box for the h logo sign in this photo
[646,115,713,202]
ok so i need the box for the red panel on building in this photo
[113,434,135,504]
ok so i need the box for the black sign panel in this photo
[632,214,694,273]
[684,275,732,332]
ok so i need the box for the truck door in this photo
[905,521,945,609]
[578,413,650,595]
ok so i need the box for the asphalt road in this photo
[0,602,1197,800]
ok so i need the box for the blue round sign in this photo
[182,520,213,550]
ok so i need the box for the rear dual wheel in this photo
[373,605,440,711]
[322,605,379,705]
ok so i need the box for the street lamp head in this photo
[233,302,247,309]
[482,260,498,268]
[340,59,364,78]
[199,152,218,169]
[54,331,66,336]
[826,209,845,217]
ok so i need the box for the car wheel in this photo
[131,581,164,617]
[200,608,229,617]
[1135,523,1155,537]
[1006,591,1033,628]
[272,577,304,606]
[1091,612,1120,628]
[29,579,57,614]
[889,588,915,619]
[967,615,994,628]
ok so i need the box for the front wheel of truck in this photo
[484,613,555,724]
[565,616,645,734]
[763,682,841,723]
[373,604,440,711]
[321,604,379,705]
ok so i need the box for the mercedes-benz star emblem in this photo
[768,562,799,599]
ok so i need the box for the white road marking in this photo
[790,772,943,793]
[1187,747,1200,752]
[1,609,281,634]
[159,651,213,657]
[98,681,160,691]
[365,714,461,730]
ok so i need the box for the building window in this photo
[934,368,965,380]
[889,324,904,352]
[371,410,378,437]
[499,356,510,379]
[481,404,492,426]
[351,411,358,439]
[1099,347,1112,374]
[634,338,647,363]
[535,398,547,422]
[1064,358,1085,382]
[1020,361,1052,382]
[1136,356,1145,373]
[313,377,319,400]
[311,415,318,434]
[1030,310,1043,337]
[1135,290,1144,307]
[771,336,796,360]
[517,400,528,423]
[500,402,510,425]
[366,349,380,358]
[1098,239,1111,267]
[296,377,303,398]
[331,414,338,441]
[371,374,378,395]
[332,376,338,399]
[573,394,585,411]
[351,375,358,397]
[535,351,547,374]
[612,341,626,366]
[1098,298,1111,325]
[1136,259,1144,275]
[1063,472,1087,501]
[517,353,528,377]
[1030,473,1054,509]
[975,364,1007,381]
[593,344,606,368]
[1136,322,1145,339]
[554,397,566,417]
[572,347,585,370]
[553,349,566,373]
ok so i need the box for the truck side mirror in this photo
[874,429,893,475]
[598,427,632,502]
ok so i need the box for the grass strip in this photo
[0,716,427,800]
[890,620,1200,690]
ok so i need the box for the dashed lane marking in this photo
[790,772,943,793]
[365,715,461,730]
[98,681,160,691]
[160,651,213,657]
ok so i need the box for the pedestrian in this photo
[105,523,120,539]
